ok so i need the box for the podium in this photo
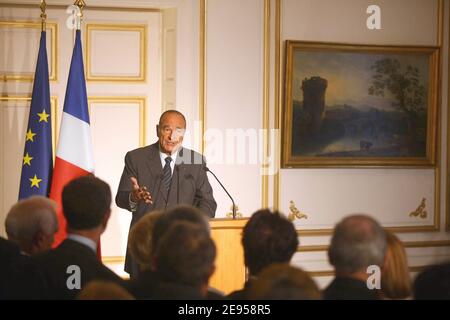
[209,218,248,294]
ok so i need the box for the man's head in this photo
[5,196,58,255]
[154,221,216,293]
[156,110,186,155]
[242,209,298,276]
[328,214,387,275]
[62,175,111,233]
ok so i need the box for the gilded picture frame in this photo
[282,41,439,168]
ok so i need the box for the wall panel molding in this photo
[88,96,147,147]
[0,20,57,81]
[85,23,147,82]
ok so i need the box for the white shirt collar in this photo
[67,234,97,253]
[159,147,179,173]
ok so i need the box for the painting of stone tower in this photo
[301,76,328,133]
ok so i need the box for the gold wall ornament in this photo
[409,198,427,219]
[226,205,242,218]
[288,200,308,221]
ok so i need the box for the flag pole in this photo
[40,0,46,31]
[74,0,86,30]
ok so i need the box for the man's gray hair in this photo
[5,196,58,243]
[328,214,387,274]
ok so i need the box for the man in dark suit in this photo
[116,110,217,278]
[414,261,450,299]
[32,176,123,299]
[0,237,22,299]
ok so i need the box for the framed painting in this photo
[282,41,439,167]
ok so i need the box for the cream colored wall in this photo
[203,0,450,288]
[278,0,450,288]
[1,0,450,287]
[205,0,264,217]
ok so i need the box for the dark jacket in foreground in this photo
[32,239,123,299]
[323,277,380,300]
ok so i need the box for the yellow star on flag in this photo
[23,153,33,166]
[37,109,50,123]
[25,129,36,142]
[29,174,42,188]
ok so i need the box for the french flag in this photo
[50,30,94,248]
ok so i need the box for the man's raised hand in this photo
[130,177,153,204]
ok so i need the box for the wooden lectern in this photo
[209,218,248,294]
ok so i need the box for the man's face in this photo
[157,113,186,155]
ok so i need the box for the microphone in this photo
[203,166,236,219]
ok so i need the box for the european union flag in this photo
[18,31,53,199]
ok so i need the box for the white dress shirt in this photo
[67,234,97,253]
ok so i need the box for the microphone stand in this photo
[204,166,236,219]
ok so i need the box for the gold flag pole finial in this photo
[40,0,47,31]
[74,0,86,30]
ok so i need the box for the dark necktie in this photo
[162,156,173,192]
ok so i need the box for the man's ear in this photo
[156,124,160,137]
[208,264,216,280]
[32,230,50,254]
[102,209,112,230]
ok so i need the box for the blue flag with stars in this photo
[18,31,53,199]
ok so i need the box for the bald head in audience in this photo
[5,196,58,255]
[328,214,386,276]
[324,214,387,300]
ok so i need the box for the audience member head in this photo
[151,205,209,252]
[5,196,58,255]
[77,280,135,300]
[328,214,387,278]
[62,175,111,236]
[128,210,163,272]
[380,231,411,299]
[247,263,321,300]
[154,221,216,296]
[242,209,298,276]
[413,261,450,300]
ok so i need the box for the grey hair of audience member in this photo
[328,214,387,274]
[5,196,58,247]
